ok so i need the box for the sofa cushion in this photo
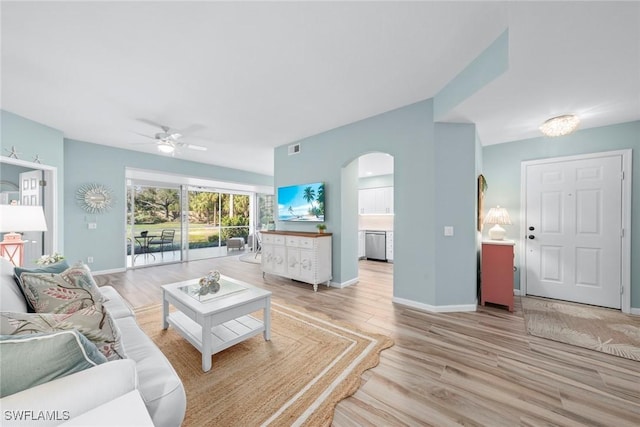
[116,316,186,426]
[0,359,139,427]
[0,304,126,361]
[0,257,26,313]
[59,390,154,426]
[100,286,135,319]
[13,260,70,312]
[0,330,107,398]
[19,263,106,313]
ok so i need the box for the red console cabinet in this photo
[481,240,514,311]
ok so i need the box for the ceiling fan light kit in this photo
[137,123,207,155]
[540,114,580,137]
[157,143,175,154]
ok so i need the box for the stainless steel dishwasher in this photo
[365,231,386,261]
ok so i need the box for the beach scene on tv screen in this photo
[278,182,325,221]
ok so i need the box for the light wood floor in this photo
[95,256,640,426]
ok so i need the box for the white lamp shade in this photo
[484,205,511,240]
[0,205,48,233]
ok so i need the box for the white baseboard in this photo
[91,267,126,276]
[392,297,477,313]
[513,289,521,296]
[330,277,359,289]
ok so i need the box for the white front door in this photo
[524,153,623,309]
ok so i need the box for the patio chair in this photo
[149,229,175,257]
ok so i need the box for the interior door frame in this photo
[0,157,58,256]
[519,149,632,314]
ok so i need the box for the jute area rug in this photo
[135,301,393,426]
[522,296,640,361]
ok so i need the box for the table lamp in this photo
[0,205,48,266]
[484,205,511,240]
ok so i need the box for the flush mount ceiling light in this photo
[539,114,580,137]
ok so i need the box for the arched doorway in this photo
[350,152,395,291]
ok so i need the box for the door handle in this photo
[528,235,535,239]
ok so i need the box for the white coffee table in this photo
[162,275,271,372]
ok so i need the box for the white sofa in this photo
[0,258,186,427]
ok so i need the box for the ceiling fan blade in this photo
[178,142,207,151]
[135,132,157,140]
[169,133,182,140]
[136,118,167,129]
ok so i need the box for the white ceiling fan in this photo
[137,124,208,155]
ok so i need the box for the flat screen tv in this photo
[277,182,325,222]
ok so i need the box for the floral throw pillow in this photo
[19,263,106,314]
[13,260,70,313]
[0,304,126,361]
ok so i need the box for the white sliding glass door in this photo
[126,182,182,267]
[125,169,271,269]
[187,187,250,261]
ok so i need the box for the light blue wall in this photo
[483,121,640,309]
[64,139,273,271]
[275,100,479,308]
[341,160,359,282]
[434,30,509,120]
[1,163,28,182]
[1,110,65,249]
[275,100,436,300]
[434,123,477,305]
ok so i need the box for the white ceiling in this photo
[2,2,638,176]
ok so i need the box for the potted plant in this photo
[316,223,327,234]
[35,252,65,265]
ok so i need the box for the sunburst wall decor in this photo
[76,183,114,213]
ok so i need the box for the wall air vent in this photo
[288,144,301,155]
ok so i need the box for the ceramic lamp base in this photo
[488,224,506,240]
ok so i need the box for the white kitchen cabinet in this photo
[358,187,393,214]
[261,231,332,291]
[358,231,366,258]
[386,231,394,262]
[358,190,373,214]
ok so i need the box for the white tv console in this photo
[260,230,332,292]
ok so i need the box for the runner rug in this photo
[522,296,640,361]
[135,301,393,426]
